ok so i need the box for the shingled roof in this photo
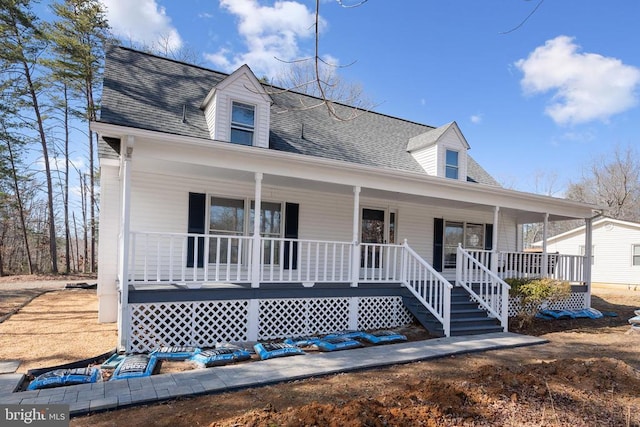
[99,45,499,186]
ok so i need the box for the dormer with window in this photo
[406,122,470,181]
[201,65,272,148]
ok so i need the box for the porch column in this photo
[542,213,549,277]
[247,172,263,342]
[492,206,500,275]
[251,172,263,289]
[584,217,593,307]
[351,186,361,288]
[117,136,134,351]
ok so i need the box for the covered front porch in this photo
[122,230,592,352]
[99,128,598,351]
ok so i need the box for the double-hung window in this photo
[230,102,255,146]
[633,244,640,266]
[208,196,283,265]
[445,149,459,179]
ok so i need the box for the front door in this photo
[361,208,396,269]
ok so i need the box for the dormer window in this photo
[445,149,459,179]
[231,101,255,146]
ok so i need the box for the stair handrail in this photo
[456,245,511,331]
[402,240,453,337]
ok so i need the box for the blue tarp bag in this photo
[358,331,407,344]
[284,336,321,347]
[110,354,158,380]
[315,336,362,352]
[537,308,604,320]
[254,342,305,360]
[323,330,368,340]
[152,346,200,361]
[190,348,251,367]
[27,367,100,390]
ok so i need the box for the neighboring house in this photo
[92,46,600,352]
[540,218,640,287]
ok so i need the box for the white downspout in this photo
[584,217,593,308]
[117,136,134,351]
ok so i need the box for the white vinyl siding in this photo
[410,144,438,176]
[546,221,640,285]
[208,73,270,148]
[125,170,517,273]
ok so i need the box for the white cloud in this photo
[470,114,483,124]
[515,36,640,125]
[204,0,322,77]
[101,0,182,51]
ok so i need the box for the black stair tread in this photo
[451,307,486,313]
[450,323,503,332]
[450,317,499,324]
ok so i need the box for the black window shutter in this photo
[187,192,206,268]
[433,218,444,272]
[284,202,299,269]
[485,224,494,251]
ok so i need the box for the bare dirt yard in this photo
[2,276,640,426]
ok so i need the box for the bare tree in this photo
[566,146,640,222]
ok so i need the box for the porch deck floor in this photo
[0,332,546,416]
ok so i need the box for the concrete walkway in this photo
[0,332,546,416]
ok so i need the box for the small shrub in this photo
[506,277,571,327]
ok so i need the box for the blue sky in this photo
[97,0,640,195]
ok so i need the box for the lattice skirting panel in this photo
[129,300,250,353]
[128,296,413,352]
[358,296,414,330]
[507,292,589,318]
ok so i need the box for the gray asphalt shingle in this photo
[99,46,498,186]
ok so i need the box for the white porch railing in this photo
[457,246,510,331]
[402,242,452,336]
[129,232,254,283]
[465,250,587,284]
[498,251,586,283]
[259,237,353,283]
[360,243,404,282]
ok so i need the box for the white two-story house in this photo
[93,46,599,352]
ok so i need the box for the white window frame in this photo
[230,101,256,146]
[207,195,284,265]
[632,244,640,267]
[443,220,487,269]
[445,149,459,180]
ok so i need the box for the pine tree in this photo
[47,0,110,273]
[0,0,58,272]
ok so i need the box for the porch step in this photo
[401,285,503,337]
[449,286,503,336]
